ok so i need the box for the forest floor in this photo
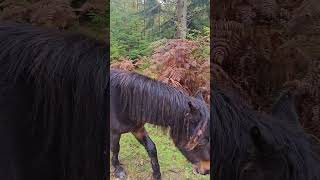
[110,124,210,180]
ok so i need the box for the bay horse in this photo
[110,69,210,179]
[0,22,108,180]
[212,86,320,180]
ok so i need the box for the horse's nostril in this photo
[193,166,199,174]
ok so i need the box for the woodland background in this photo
[211,0,320,139]
[110,0,210,179]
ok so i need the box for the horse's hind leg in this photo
[110,132,127,179]
[132,127,161,180]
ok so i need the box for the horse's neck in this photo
[143,101,188,128]
[143,111,184,128]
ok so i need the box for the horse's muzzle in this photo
[193,160,210,175]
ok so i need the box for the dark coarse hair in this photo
[211,85,320,180]
[0,22,108,180]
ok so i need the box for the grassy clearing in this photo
[110,124,210,180]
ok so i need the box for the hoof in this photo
[152,174,162,180]
[114,166,127,179]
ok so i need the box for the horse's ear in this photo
[194,90,204,101]
[250,126,289,156]
[271,90,302,130]
[188,101,198,113]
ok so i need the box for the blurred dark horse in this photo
[211,86,320,180]
[0,22,108,180]
[110,69,210,179]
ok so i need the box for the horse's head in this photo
[172,90,210,175]
[239,90,320,180]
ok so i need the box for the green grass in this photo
[110,124,210,180]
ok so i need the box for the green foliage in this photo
[187,29,202,39]
[192,41,210,61]
[188,0,209,30]
[111,0,210,62]
[189,27,210,61]
[110,39,122,61]
[111,0,153,60]
[203,26,210,36]
[138,0,209,39]
[187,26,209,39]
[135,57,152,72]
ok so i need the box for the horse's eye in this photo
[199,137,209,146]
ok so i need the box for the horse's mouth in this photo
[192,160,210,175]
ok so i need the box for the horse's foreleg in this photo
[133,127,161,180]
[110,132,127,179]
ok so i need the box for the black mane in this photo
[211,86,320,180]
[0,22,108,180]
[110,69,209,141]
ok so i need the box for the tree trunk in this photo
[176,0,187,39]
[136,0,139,11]
[143,0,146,38]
